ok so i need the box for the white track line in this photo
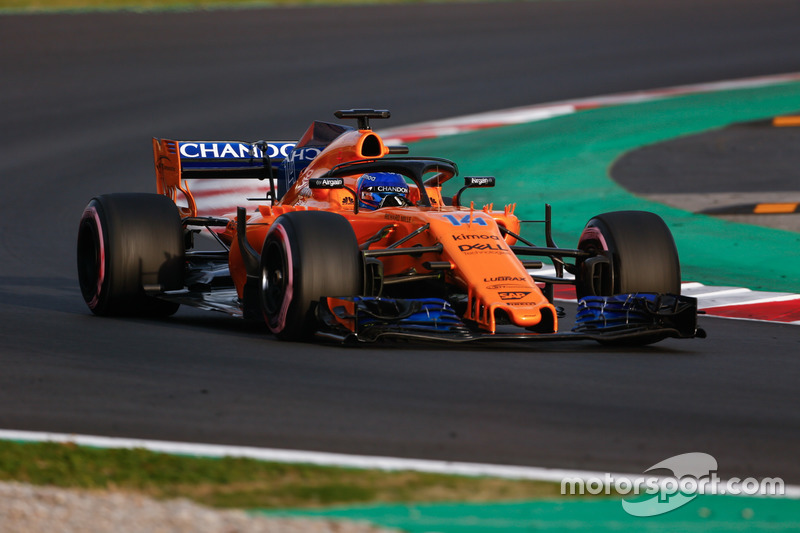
[379,72,800,142]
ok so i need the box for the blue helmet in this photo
[356,173,410,210]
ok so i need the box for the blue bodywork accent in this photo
[322,297,470,340]
[354,297,463,332]
[178,141,295,174]
[573,293,699,334]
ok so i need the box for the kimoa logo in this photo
[452,234,500,241]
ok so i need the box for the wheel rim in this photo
[77,207,105,308]
[576,223,613,297]
[261,239,286,316]
[261,224,295,334]
[578,212,680,297]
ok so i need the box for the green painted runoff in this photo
[415,81,800,293]
[263,494,800,532]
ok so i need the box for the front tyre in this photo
[576,210,681,299]
[575,211,683,346]
[77,193,184,317]
[260,211,362,341]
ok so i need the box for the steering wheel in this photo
[378,194,414,208]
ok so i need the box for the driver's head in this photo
[356,172,409,210]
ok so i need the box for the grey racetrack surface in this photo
[613,121,800,231]
[2,0,800,482]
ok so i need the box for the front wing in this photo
[316,293,705,344]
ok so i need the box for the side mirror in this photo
[453,176,495,207]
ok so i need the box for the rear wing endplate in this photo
[153,138,295,217]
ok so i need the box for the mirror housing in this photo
[454,176,496,207]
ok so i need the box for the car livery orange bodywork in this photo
[153,114,557,335]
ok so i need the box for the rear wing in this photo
[153,138,296,217]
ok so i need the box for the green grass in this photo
[0,440,576,509]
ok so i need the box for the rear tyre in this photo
[77,193,184,317]
[260,211,362,341]
[576,210,680,299]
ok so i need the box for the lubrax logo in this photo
[458,243,507,252]
[484,276,527,282]
[452,234,500,241]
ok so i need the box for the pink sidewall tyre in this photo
[260,211,361,341]
[576,210,681,299]
[77,193,184,317]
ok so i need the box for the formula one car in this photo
[77,109,705,345]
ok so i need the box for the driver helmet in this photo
[356,172,410,210]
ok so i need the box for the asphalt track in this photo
[2,0,800,484]
[614,118,800,232]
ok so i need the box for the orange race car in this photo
[77,109,705,345]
